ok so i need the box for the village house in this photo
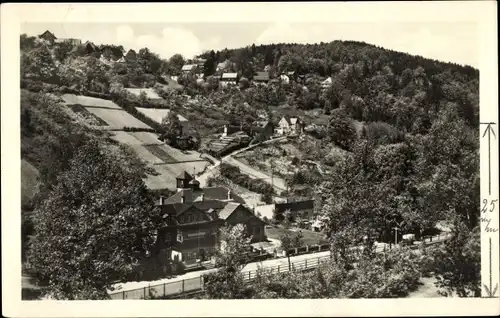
[321,77,332,89]
[38,30,57,44]
[280,74,290,84]
[274,199,315,221]
[157,171,266,266]
[250,120,274,141]
[216,61,230,72]
[55,38,82,46]
[253,72,270,85]
[181,64,198,74]
[275,116,305,136]
[125,49,137,62]
[219,73,238,87]
[83,41,99,55]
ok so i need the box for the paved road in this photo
[196,136,288,190]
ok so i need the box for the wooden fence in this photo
[108,232,451,300]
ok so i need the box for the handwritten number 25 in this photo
[482,199,498,213]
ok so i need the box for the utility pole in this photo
[392,227,400,245]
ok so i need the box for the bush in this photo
[220,163,275,196]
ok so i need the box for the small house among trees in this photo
[38,30,57,44]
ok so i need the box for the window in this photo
[165,233,171,242]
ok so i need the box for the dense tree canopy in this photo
[28,140,158,299]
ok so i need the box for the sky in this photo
[21,22,478,68]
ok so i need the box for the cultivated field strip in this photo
[85,107,151,130]
[136,107,188,124]
[60,94,122,109]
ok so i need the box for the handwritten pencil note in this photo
[481,198,499,233]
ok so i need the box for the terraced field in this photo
[60,94,152,130]
[136,107,188,125]
[125,88,162,100]
[109,131,210,190]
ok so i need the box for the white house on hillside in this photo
[321,77,332,89]
[275,116,305,136]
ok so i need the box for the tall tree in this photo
[28,139,158,299]
[160,111,183,145]
[203,224,252,299]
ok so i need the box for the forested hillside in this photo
[20,32,480,299]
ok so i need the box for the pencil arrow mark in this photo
[483,237,498,297]
[481,123,496,196]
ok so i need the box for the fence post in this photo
[306,245,309,253]
[143,287,146,299]
[182,279,185,293]
[305,259,307,269]
[278,265,280,273]
[249,271,251,280]
[163,283,166,297]
[122,291,125,300]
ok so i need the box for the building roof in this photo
[164,187,245,205]
[254,120,270,128]
[275,200,314,213]
[176,171,193,180]
[182,64,197,71]
[281,115,301,125]
[221,73,238,79]
[39,30,56,39]
[161,200,227,217]
[84,41,98,52]
[218,202,241,220]
[253,72,270,82]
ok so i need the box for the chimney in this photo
[159,196,165,205]
[227,189,232,201]
[181,193,186,204]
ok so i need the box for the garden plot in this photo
[146,143,204,163]
[110,131,162,146]
[144,165,178,190]
[85,107,152,130]
[110,131,145,145]
[60,94,121,109]
[128,145,164,165]
[128,132,163,145]
[125,88,162,100]
[136,107,188,125]
[67,104,109,126]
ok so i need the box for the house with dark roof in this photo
[157,171,266,265]
[274,199,315,221]
[250,120,274,141]
[253,72,270,84]
[84,41,99,55]
[38,30,57,44]
[125,49,137,62]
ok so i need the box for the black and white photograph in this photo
[2,2,499,317]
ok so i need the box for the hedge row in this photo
[220,163,275,196]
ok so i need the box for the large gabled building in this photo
[157,171,266,265]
